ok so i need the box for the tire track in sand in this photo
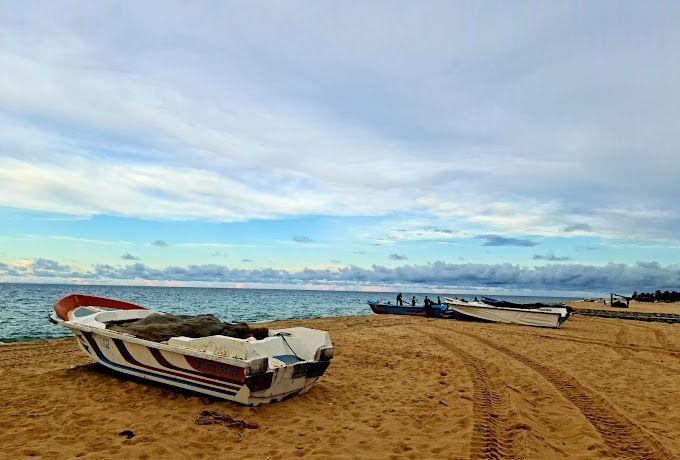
[494,328,670,355]
[614,325,680,375]
[446,327,674,459]
[651,328,676,353]
[418,328,522,459]
[626,323,680,359]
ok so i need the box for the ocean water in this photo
[0,283,579,343]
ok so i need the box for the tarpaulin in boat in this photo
[107,313,269,342]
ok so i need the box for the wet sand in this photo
[1,308,680,458]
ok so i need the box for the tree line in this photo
[632,290,680,303]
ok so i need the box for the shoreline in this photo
[2,309,680,458]
[0,281,588,298]
[5,300,678,346]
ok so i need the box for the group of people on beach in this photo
[395,293,441,307]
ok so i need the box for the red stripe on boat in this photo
[148,348,244,387]
[185,355,246,383]
[54,294,147,320]
[112,339,242,391]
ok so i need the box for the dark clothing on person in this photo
[437,297,441,305]
[424,304,433,317]
[411,296,417,306]
[396,293,403,306]
[423,296,434,317]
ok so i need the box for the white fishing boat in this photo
[444,298,572,328]
[50,294,333,405]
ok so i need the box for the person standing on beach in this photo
[411,296,417,306]
[396,292,403,306]
[424,296,434,317]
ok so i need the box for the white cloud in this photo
[479,235,538,247]
[175,242,260,248]
[0,3,678,243]
[563,223,593,233]
[532,253,572,262]
[49,235,131,246]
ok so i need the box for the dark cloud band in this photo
[2,259,678,293]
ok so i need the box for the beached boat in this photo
[481,296,571,310]
[444,298,572,328]
[368,301,447,318]
[50,294,334,405]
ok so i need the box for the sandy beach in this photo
[2,305,680,459]
[569,299,680,315]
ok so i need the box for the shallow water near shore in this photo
[0,283,578,343]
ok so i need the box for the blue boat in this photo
[367,301,447,318]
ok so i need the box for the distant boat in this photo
[444,298,572,328]
[367,301,447,318]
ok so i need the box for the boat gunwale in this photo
[52,312,295,369]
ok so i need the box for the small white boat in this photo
[582,297,603,302]
[50,294,334,405]
[444,298,572,328]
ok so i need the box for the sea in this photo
[0,283,579,343]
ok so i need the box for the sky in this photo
[1,1,679,295]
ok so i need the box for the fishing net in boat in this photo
[487,300,554,309]
[107,313,269,342]
[483,298,572,312]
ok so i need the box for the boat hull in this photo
[444,299,570,328]
[368,302,446,318]
[52,294,333,405]
[67,325,329,404]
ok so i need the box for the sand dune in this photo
[1,311,680,458]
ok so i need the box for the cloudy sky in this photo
[1,1,679,294]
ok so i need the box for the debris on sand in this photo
[194,410,259,430]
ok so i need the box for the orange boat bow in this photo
[54,294,147,320]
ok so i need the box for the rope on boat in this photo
[275,332,302,360]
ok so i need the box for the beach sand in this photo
[569,299,680,315]
[2,306,680,459]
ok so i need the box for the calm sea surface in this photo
[0,283,579,343]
